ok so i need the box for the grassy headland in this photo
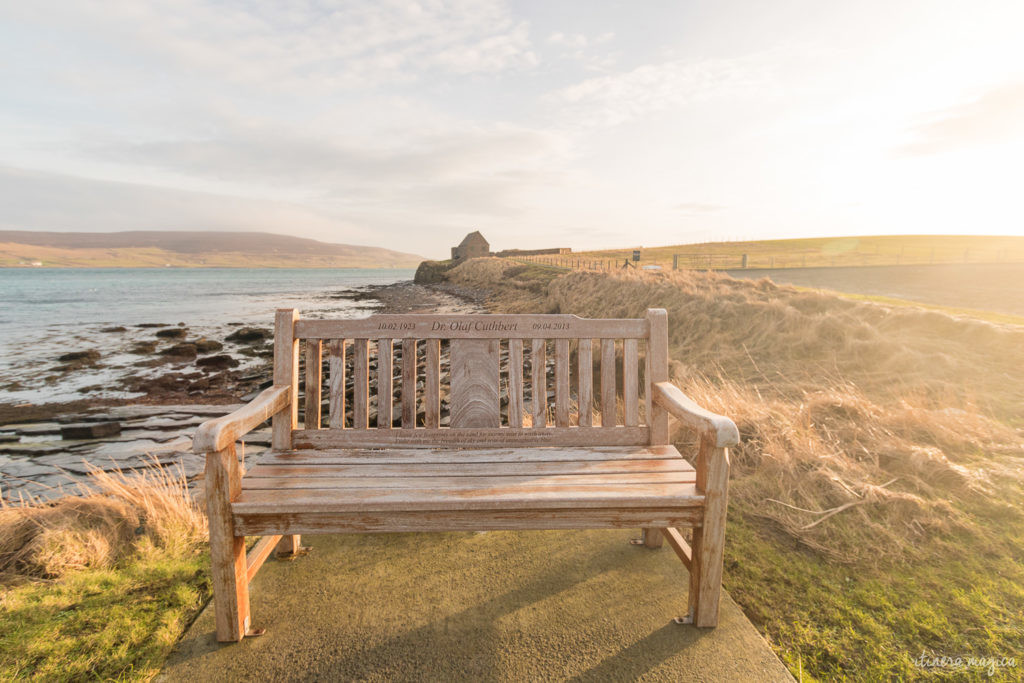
[532,234,1024,270]
[0,230,423,268]
[441,257,1024,680]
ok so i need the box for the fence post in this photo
[672,254,678,270]
[741,254,748,268]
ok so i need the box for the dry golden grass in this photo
[0,459,205,581]
[448,258,1024,563]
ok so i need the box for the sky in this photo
[2,0,1023,258]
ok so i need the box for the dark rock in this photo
[130,341,157,354]
[156,328,187,339]
[193,338,224,353]
[61,421,121,439]
[196,354,239,370]
[225,327,271,343]
[100,326,127,333]
[0,433,19,443]
[135,323,168,328]
[160,343,197,358]
[58,349,101,363]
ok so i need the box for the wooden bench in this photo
[193,308,739,642]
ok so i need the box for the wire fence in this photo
[505,246,1024,272]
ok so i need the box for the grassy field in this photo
[444,257,1024,680]
[518,234,1024,270]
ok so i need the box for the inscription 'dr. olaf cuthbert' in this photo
[374,320,572,332]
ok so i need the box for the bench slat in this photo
[624,338,639,427]
[292,426,649,449]
[531,339,546,428]
[402,339,417,428]
[296,315,649,340]
[234,507,705,536]
[353,339,368,429]
[304,339,321,429]
[508,339,524,427]
[242,472,696,490]
[555,339,570,427]
[424,339,440,429]
[232,482,701,513]
[258,444,684,465]
[578,338,593,427]
[246,457,692,479]
[328,340,345,429]
[377,338,393,429]
[601,339,616,427]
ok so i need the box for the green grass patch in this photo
[725,502,1024,681]
[0,542,210,681]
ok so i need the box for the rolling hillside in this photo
[0,231,424,268]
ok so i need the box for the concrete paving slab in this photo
[161,530,792,682]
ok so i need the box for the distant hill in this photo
[0,230,424,268]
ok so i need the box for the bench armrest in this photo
[652,382,739,448]
[193,385,291,453]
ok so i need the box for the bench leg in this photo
[641,528,664,548]
[688,444,730,627]
[206,446,251,642]
[276,534,303,558]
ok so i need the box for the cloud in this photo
[5,0,539,92]
[554,54,775,126]
[895,81,1024,156]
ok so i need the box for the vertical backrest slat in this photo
[508,339,524,428]
[272,308,299,449]
[643,340,652,428]
[601,338,616,428]
[578,338,593,427]
[353,339,369,430]
[531,339,547,428]
[402,339,417,428]
[304,339,322,430]
[328,339,345,429]
[554,338,570,427]
[377,339,393,429]
[647,309,670,444]
[623,338,639,427]
[450,339,500,428]
[424,339,441,429]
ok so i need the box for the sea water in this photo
[0,267,414,402]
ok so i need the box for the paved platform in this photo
[161,530,793,681]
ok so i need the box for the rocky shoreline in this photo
[0,281,483,503]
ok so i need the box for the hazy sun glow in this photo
[1,0,1022,257]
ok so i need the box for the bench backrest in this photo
[271,309,670,449]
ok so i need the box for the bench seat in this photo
[232,445,703,535]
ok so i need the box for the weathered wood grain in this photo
[206,444,249,642]
[450,339,500,428]
[328,339,345,429]
[660,527,693,570]
[531,339,546,428]
[304,339,322,430]
[647,309,669,445]
[424,339,440,429]
[292,426,651,449]
[624,338,638,427]
[353,339,368,430]
[245,534,282,583]
[193,385,290,453]
[377,338,393,429]
[258,444,685,465]
[508,339,524,428]
[234,507,705,536]
[272,309,299,450]
[601,339,617,428]
[653,382,740,448]
[232,482,702,513]
[246,458,692,479]
[296,315,648,340]
[691,438,730,627]
[243,472,696,490]
[578,338,593,427]
[402,339,417,428]
[555,339,570,427]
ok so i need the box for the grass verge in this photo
[0,462,210,680]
